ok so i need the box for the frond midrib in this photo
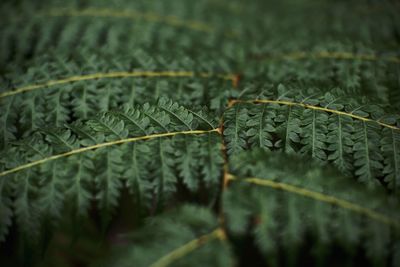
[149,228,225,267]
[230,99,400,131]
[0,71,235,99]
[0,129,219,178]
[227,174,400,228]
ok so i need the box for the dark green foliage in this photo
[1,0,400,266]
[0,52,233,149]
[100,205,233,267]
[225,150,400,266]
[0,101,222,242]
[100,151,400,267]
[225,85,400,190]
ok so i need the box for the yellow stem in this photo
[149,228,226,267]
[0,129,219,178]
[0,71,236,99]
[229,99,400,131]
[280,51,400,63]
[228,174,400,228]
[43,8,214,33]
[258,51,400,63]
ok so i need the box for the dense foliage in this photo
[0,0,399,266]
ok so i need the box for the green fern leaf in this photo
[230,85,400,189]
[381,128,400,191]
[224,150,400,265]
[246,104,276,150]
[1,0,400,265]
[299,109,328,160]
[353,121,384,187]
[0,101,222,239]
[100,205,233,267]
[224,104,248,154]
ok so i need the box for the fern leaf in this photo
[275,103,303,153]
[152,138,176,207]
[0,95,18,150]
[110,106,150,135]
[87,113,129,140]
[1,0,400,265]
[121,141,152,209]
[44,88,70,127]
[95,147,124,219]
[157,97,194,130]
[0,52,232,148]
[246,104,276,150]
[381,128,400,191]
[326,113,354,175]
[12,168,41,240]
[100,205,232,267]
[299,109,328,161]
[70,83,96,119]
[67,120,104,146]
[187,106,218,130]
[63,153,94,217]
[223,104,248,154]
[224,150,400,265]
[174,135,200,191]
[37,160,66,221]
[43,128,79,153]
[141,103,171,132]
[353,121,384,187]
[0,101,222,240]
[231,86,400,190]
[19,91,46,138]
[199,132,224,186]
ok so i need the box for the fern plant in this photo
[1,0,400,266]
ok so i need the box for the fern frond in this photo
[227,85,400,190]
[224,150,400,266]
[96,150,400,266]
[0,101,222,241]
[0,52,235,149]
[1,0,400,265]
[0,71,234,99]
[246,40,400,106]
[0,0,241,68]
[100,205,232,267]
